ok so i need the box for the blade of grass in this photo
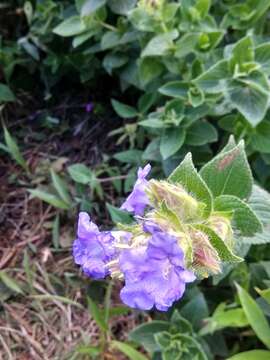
[3,126,28,172]
[30,294,83,309]
[112,341,148,360]
[87,296,107,333]
[50,168,72,205]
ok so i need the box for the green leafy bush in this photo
[43,0,270,186]
[2,1,270,188]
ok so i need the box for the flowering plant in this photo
[73,137,263,311]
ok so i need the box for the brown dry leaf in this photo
[51,157,69,173]
[59,227,74,248]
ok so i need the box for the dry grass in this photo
[0,102,148,359]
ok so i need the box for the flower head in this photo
[121,164,151,216]
[119,222,195,311]
[73,212,116,279]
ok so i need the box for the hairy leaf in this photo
[200,141,253,200]
[169,153,213,217]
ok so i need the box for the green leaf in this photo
[112,341,148,360]
[106,203,133,224]
[107,0,136,14]
[251,121,270,153]
[101,31,121,50]
[67,164,92,184]
[50,169,72,205]
[243,185,270,244]
[87,297,107,333]
[169,153,213,217]
[53,16,86,37]
[160,127,186,160]
[19,37,40,61]
[72,30,97,48]
[0,142,9,152]
[170,310,194,334]
[129,8,156,32]
[81,0,106,16]
[200,141,253,200]
[0,83,15,102]
[139,118,164,128]
[129,321,170,353]
[188,85,205,107]
[185,121,217,146]
[31,294,83,308]
[255,43,270,75]
[231,36,254,69]
[236,283,270,349]
[109,306,130,317]
[0,271,23,294]
[155,332,208,360]
[195,0,211,18]
[257,288,270,306]
[52,214,60,249]
[227,350,270,360]
[142,138,162,162]
[139,57,164,86]
[113,150,142,164]
[214,195,262,236]
[200,304,248,335]
[220,135,237,154]
[180,293,209,331]
[174,33,199,58]
[194,59,230,93]
[111,99,138,118]
[28,189,70,210]
[103,53,128,75]
[159,81,189,98]
[76,345,101,356]
[138,93,157,114]
[142,30,179,57]
[195,225,243,262]
[3,126,28,171]
[226,71,270,126]
[248,0,270,24]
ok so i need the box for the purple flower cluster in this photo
[119,222,195,311]
[73,164,196,311]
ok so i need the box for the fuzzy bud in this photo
[148,180,203,222]
[190,230,221,277]
[138,0,165,13]
[208,214,233,248]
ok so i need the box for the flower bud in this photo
[190,229,221,277]
[208,214,233,248]
[148,180,203,222]
[138,0,165,13]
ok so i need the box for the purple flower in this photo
[121,164,151,216]
[85,102,94,113]
[73,212,115,279]
[119,222,195,311]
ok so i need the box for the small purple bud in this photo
[121,164,151,216]
[85,102,94,113]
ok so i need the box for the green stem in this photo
[104,280,113,324]
[99,280,113,359]
[99,21,118,32]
